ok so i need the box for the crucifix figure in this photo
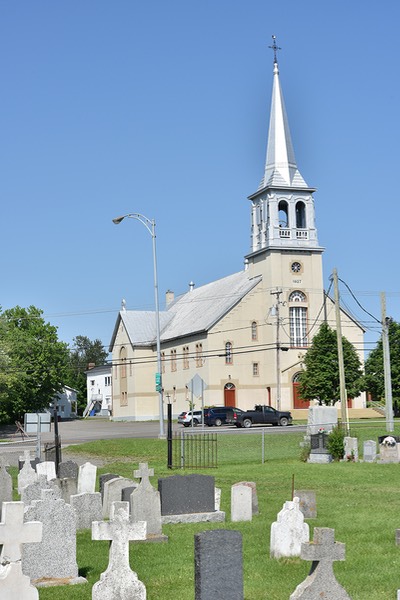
[133,463,154,489]
[92,501,147,599]
[268,35,281,64]
[0,502,42,600]
[290,527,351,599]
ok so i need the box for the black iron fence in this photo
[169,431,218,469]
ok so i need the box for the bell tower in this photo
[247,38,323,261]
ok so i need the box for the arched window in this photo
[119,346,128,407]
[120,347,127,378]
[289,291,307,347]
[296,201,306,228]
[289,290,307,302]
[278,200,289,227]
[292,372,302,383]
[251,321,258,341]
[225,342,233,365]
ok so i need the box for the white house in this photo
[85,364,112,417]
[52,386,78,419]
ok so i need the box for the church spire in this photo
[258,36,308,190]
[247,39,321,255]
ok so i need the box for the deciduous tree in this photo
[0,306,70,423]
[364,320,400,410]
[298,322,363,405]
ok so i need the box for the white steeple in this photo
[247,37,321,256]
[259,61,308,190]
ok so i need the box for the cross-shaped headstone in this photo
[21,450,32,464]
[301,527,345,563]
[92,501,146,572]
[133,463,154,488]
[290,527,351,599]
[0,502,42,562]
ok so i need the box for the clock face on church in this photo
[291,261,302,273]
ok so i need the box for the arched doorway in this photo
[224,383,236,407]
[292,372,309,409]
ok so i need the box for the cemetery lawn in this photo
[11,423,400,599]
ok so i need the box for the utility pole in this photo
[270,289,284,411]
[332,269,349,435]
[381,292,394,432]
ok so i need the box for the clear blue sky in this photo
[1,1,399,355]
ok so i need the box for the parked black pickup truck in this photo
[229,405,292,428]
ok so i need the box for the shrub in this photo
[327,425,345,461]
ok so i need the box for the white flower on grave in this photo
[382,436,396,447]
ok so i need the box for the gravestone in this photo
[99,473,120,500]
[0,457,13,512]
[195,530,243,600]
[0,502,42,600]
[308,432,332,463]
[71,492,102,530]
[307,406,337,435]
[122,486,136,503]
[18,451,38,494]
[58,460,79,480]
[378,436,399,463]
[344,437,358,461]
[59,477,78,503]
[130,463,166,541]
[92,501,146,599]
[36,461,57,481]
[20,475,61,507]
[270,497,309,559]
[159,474,215,515]
[18,454,40,472]
[395,529,400,546]
[103,477,137,518]
[78,461,97,493]
[363,440,377,463]
[215,488,221,511]
[290,527,351,599]
[294,490,317,519]
[232,481,258,515]
[231,484,252,522]
[22,489,85,585]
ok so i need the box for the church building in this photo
[109,47,365,421]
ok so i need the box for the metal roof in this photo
[162,271,262,341]
[109,270,262,350]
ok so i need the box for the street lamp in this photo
[112,213,165,438]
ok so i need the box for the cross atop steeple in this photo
[268,35,281,64]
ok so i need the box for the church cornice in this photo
[248,185,316,200]
[245,245,325,261]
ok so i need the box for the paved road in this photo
[0,418,306,465]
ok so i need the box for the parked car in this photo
[178,410,203,427]
[228,405,292,428]
[203,406,244,427]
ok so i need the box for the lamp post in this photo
[112,213,165,438]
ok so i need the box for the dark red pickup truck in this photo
[228,405,292,428]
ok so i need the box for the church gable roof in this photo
[109,271,261,351]
[162,271,262,341]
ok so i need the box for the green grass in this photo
[9,424,400,599]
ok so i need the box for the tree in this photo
[364,320,400,410]
[0,306,70,423]
[298,322,364,405]
[66,335,108,414]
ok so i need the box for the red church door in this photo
[293,373,309,409]
[224,383,236,407]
